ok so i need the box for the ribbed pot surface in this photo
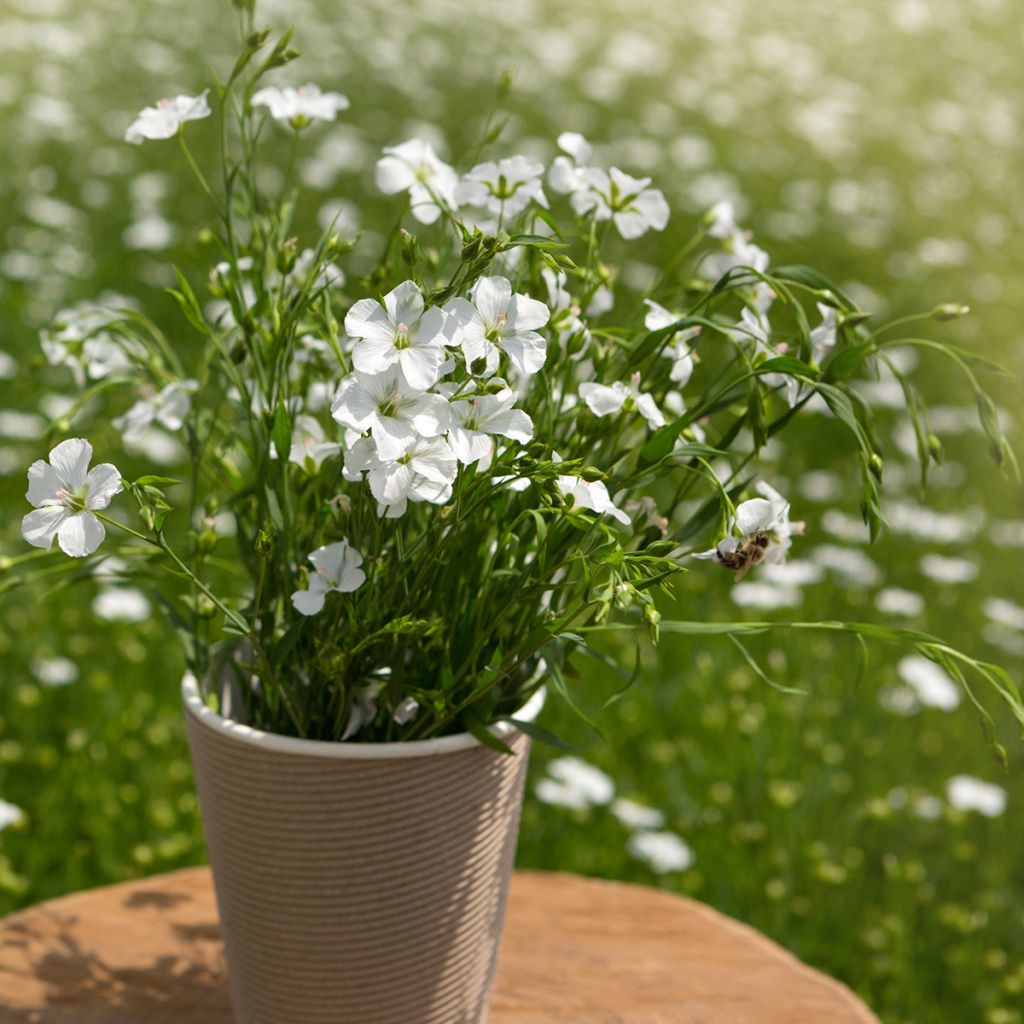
[184,696,531,1024]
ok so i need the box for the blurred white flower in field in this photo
[897,655,960,711]
[457,156,548,220]
[946,775,1007,818]
[332,366,450,461]
[731,581,803,609]
[30,656,79,687]
[346,281,449,390]
[918,553,978,584]
[375,138,459,224]
[628,830,694,873]
[537,756,614,809]
[22,439,122,558]
[811,544,881,587]
[611,797,666,830]
[580,372,665,430]
[291,539,366,616]
[0,411,46,440]
[92,586,151,623]
[0,350,18,379]
[875,587,925,617]
[252,83,349,127]
[287,415,341,470]
[912,795,945,820]
[124,90,211,144]
[572,166,669,239]
[113,380,197,443]
[877,685,919,717]
[445,276,550,377]
[0,799,25,831]
[448,386,533,465]
[557,475,630,526]
[983,597,1024,631]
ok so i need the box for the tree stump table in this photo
[0,867,879,1023]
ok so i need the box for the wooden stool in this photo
[0,867,879,1022]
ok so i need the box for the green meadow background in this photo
[1,1,1023,1021]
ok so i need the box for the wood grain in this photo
[0,868,879,1023]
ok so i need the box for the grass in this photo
[1,0,1023,1021]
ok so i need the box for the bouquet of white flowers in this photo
[12,17,1022,755]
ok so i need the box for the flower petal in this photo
[21,505,67,549]
[48,438,93,490]
[57,511,105,558]
[26,459,64,507]
[85,463,123,510]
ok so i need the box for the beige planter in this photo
[182,673,539,1024]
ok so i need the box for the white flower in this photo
[331,366,450,461]
[541,268,591,356]
[627,830,694,873]
[0,799,25,832]
[457,156,548,220]
[392,696,420,725]
[557,475,630,526]
[22,439,122,558]
[875,587,925,617]
[542,756,614,806]
[706,200,740,240]
[346,435,458,518]
[579,372,665,430]
[342,682,380,740]
[345,281,448,390]
[252,83,349,126]
[611,797,665,830]
[732,308,800,407]
[643,300,701,387]
[40,298,138,388]
[897,655,961,711]
[291,539,366,616]
[571,167,669,239]
[113,380,197,443]
[31,655,79,687]
[810,302,838,365]
[445,276,550,377]
[548,131,594,196]
[93,586,151,622]
[124,90,211,144]
[375,138,459,224]
[946,775,1007,818]
[693,481,798,572]
[287,415,342,470]
[448,385,533,465]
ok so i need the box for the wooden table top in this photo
[0,867,879,1023]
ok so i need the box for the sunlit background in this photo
[1,1,1022,1021]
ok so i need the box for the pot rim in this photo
[181,672,545,759]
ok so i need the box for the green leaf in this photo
[503,718,574,750]
[771,265,858,309]
[757,355,817,378]
[462,714,515,755]
[133,475,182,488]
[826,342,875,381]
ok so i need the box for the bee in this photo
[716,531,771,582]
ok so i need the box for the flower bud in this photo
[255,527,274,557]
[644,603,662,644]
[401,229,420,266]
[196,593,217,619]
[868,452,884,482]
[469,356,489,376]
[496,67,517,102]
[931,303,970,321]
[197,529,219,555]
[580,466,606,482]
[928,433,944,463]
